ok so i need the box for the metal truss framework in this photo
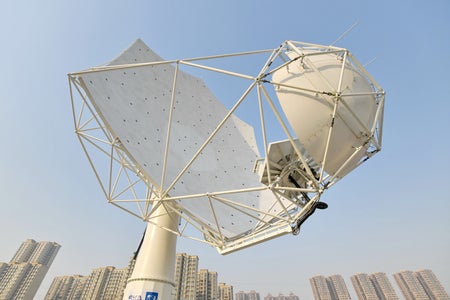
[69,40,384,254]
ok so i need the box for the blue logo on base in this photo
[145,292,158,300]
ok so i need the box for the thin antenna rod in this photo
[364,57,378,67]
[330,21,359,47]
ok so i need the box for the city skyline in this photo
[39,248,305,300]
[0,1,449,299]
[17,244,445,300]
[311,270,448,300]
[0,239,60,299]
[2,240,447,300]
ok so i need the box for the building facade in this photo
[197,269,218,300]
[0,239,60,300]
[247,290,260,300]
[80,266,116,299]
[45,275,78,300]
[328,275,351,300]
[102,267,129,299]
[174,253,198,300]
[235,290,262,300]
[283,292,300,300]
[369,272,398,300]
[236,290,248,300]
[310,275,333,300]
[219,282,233,300]
[394,270,434,300]
[416,269,450,300]
[65,275,88,300]
[393,269,450,300]
[310,274,351,300]
[351,273,379,300]
[263,293,299,300]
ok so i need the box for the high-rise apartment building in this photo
[351,273,379,300]
[369,272,398,300]
[219,282,233,300]
[247,290,260,300]
[45,275,78,300]
[310,274,351,300]
[197,269,218,300]
[65,275,88,300]
[174,253,198,300]
[393,270,430,300]
[102,266,130,299]
[393,269,450,300]
[82,265,131,300]
[44,265,130,300]
[264,293,275,300]
[0,263,8,279]
[236,290,248,300]
[0,239,60,300]
[236,290,262,300]
[80,266,115,299]
[328,274,351,300]
[264,293,299,300]
[416,269,450,300]
[285,292,300,300]
[310,275,333,300]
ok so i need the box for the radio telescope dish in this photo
[69,39,384,299]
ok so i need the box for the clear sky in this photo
[1,1,449,299]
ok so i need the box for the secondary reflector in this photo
[273,47,379,176]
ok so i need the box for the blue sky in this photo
[1,1,449,299]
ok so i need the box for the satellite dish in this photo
[69,39,384,300]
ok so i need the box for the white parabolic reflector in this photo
[69,39,384,254]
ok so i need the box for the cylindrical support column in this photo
[123,203,179,300]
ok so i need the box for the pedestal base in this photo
[123,204,178,300]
